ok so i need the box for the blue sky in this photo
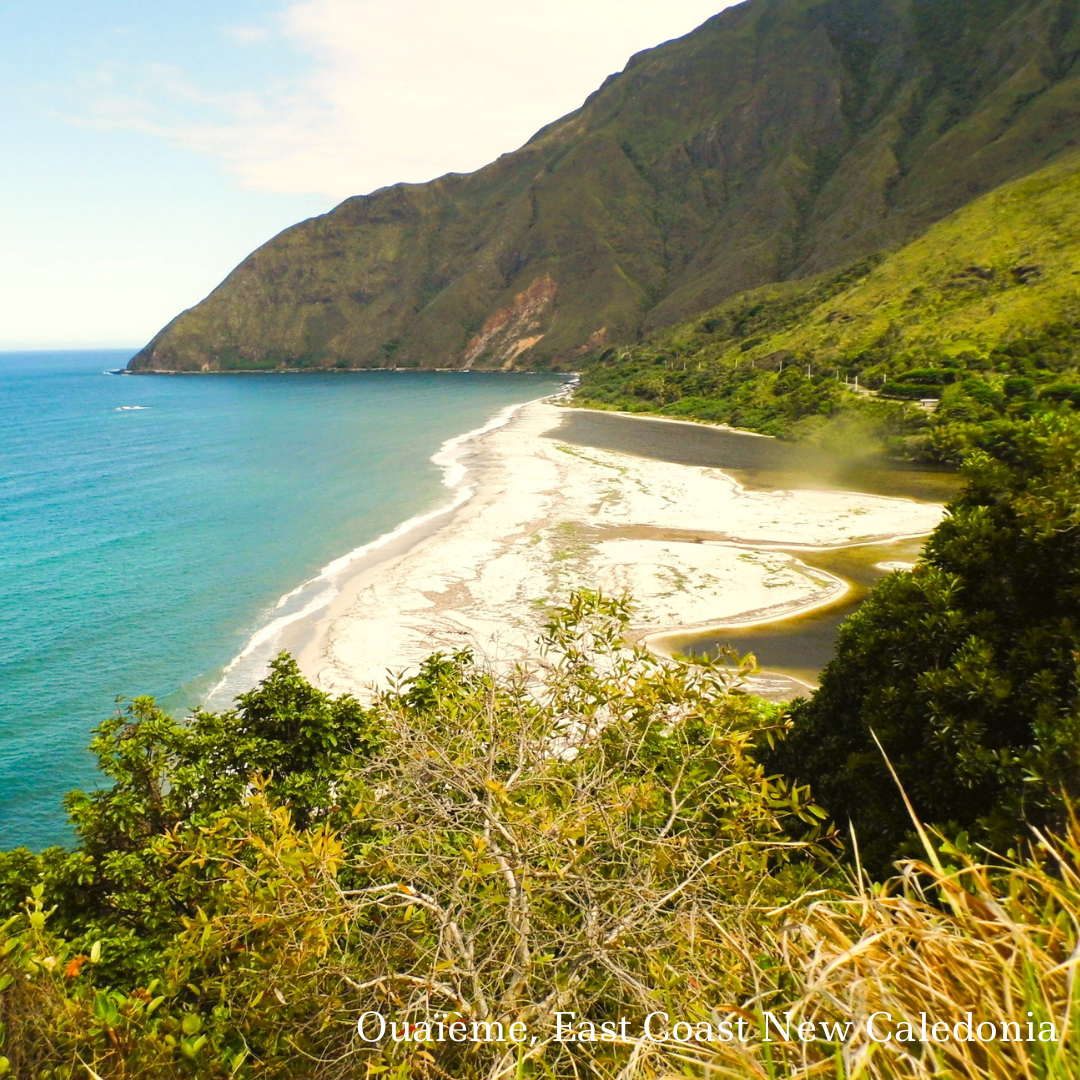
[1,1,737,349]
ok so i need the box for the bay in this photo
[0,351,562,849]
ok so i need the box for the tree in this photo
[0,655,385,983]
[0,594,828,1079]
[763,414,1080,873]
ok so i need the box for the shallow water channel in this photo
[551,409,961,687]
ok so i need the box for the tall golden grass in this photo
[675,818,1080,1080]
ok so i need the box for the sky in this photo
[0,1,740,350]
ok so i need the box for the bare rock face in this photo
[128,0,1080,373]
[462,275,558,369]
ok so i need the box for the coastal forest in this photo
[3,0,1080,1076]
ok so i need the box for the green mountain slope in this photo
[129,0,1080,373]
[575,147,1080,458]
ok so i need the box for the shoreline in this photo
[204,392,562,707]
[559,404,777,439]
[123,367,570,376]
[267,401,944,702]
[642,532,933,690]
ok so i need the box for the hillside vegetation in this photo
[576,148,1080,460]
[764,413,1080,873]
[130,0,1080,372]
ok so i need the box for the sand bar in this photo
[290,401,944,699]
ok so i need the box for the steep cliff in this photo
[129,0,1080,372]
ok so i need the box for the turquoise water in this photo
[0,351,563,850]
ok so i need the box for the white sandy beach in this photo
[293,401,944,699]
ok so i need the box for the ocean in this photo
[0,351,564,850]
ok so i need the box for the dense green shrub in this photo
[878,383,942,400]
[763,414,1080,873]
[892,367,948,385]
[1041,382,1080,406]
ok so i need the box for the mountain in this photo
[128,0,1080,373]
[575,145,1080,452]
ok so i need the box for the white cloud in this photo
[75,0,738,202]
[222,24,271,45]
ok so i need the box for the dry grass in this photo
[673,818,1080,1080]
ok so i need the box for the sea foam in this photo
[209,387,565,702]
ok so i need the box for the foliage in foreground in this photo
[0,595,821,1078]
[0,591,1077,1076]
[764,413,1080,875]
[700,814,1080,1080]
